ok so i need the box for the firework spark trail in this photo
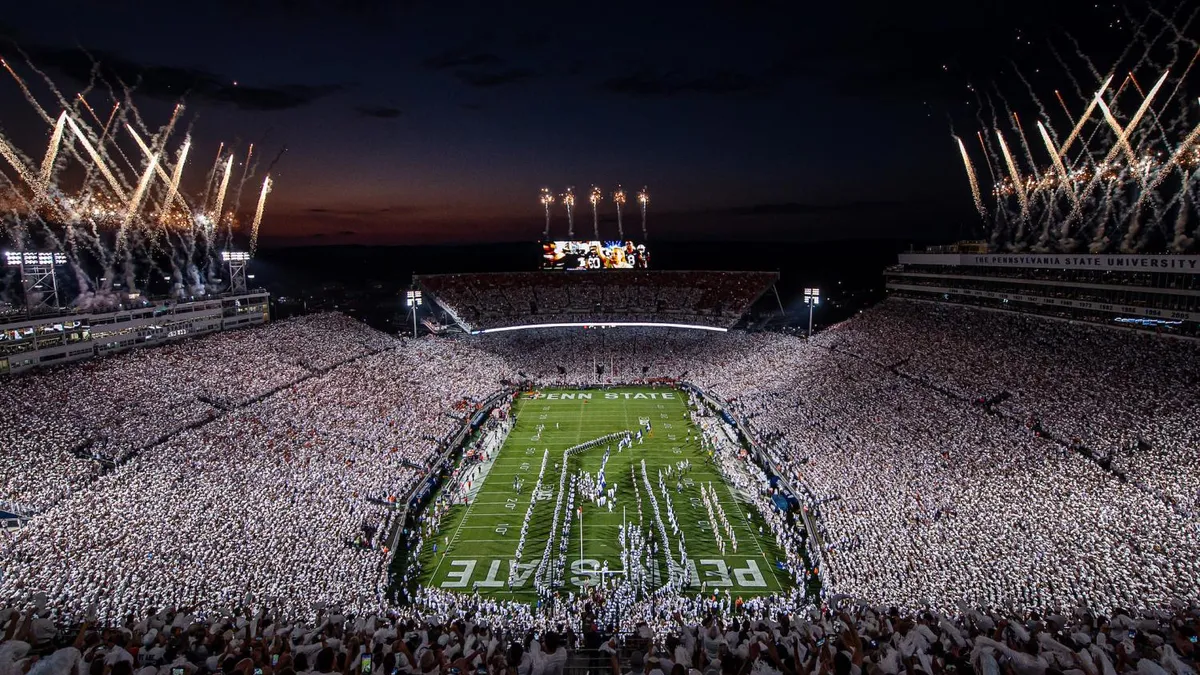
[100,102,119,138]
[1155,43,1200,122]
[955,137,985,217]
[540,188,553,239]
[1102,70,1169,170]
[229,143,255,219]
[1125,116,1200,234]
[1128,71,1145,97]
[1097,11,1191,162]
[638,187,649,239]
[996,130,1029,223]
[613,187,624,239]
[1071,74,1133,169]
[1069,71,1171,242]
[976,130,1000,185]
[1096,97,1139,166]
[162,138,191,219]
[1054,90,1076,127]
[123,151,160,227]
[1128,39,1196,167]
[564,187,576,238]
[201,142,225,211]
[126,125,191,212]
[975,116,1004,243]
[1059,75,1112,159]
[249,175,273,256]
[38,112,67,195]
[211,155,235,226]
[1036,121,1077,208]
[77,102,122,202]
[1009,111,1041,182]
[76,93,103,128]
[589,186,601,239]
[94,90,154,186]
[1,58,54,124]
[24,55,140,215]
[3,54,273,306]
[64,114,127,201]
[67,93,139,193]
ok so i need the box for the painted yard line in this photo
[447,538,633,545]
[427,454,513,581]
[718,479,788,589]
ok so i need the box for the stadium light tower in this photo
[406,289,423,338]
[221,250,250,294]
[4,250,68,316]
[803,287,821,337]
[540,188,554,240]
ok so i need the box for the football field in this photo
[417,386,792,602]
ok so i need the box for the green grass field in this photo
[416,386,793,602]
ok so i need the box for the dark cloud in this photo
[0,42,342,111]
[355,105,403,118]
[220,0,415,24]
[460,102,484,111]
[720,201,911,216]
[601,69,769,98]
[422,50,505,70]
[305,206,426,217]
[453,68,534,88]
[513,29,552,49]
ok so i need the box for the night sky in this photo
[0,0,1178,246]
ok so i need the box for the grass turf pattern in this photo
[418,387,793,603]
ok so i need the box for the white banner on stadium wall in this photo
[899,253,1200,274]
[887,282,1200,323]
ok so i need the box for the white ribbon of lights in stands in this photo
[472,322,728,334]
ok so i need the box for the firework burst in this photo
[953,15,1200,253]
[0,53,282,306]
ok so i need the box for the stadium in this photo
[4,237,1200,662]
[3,7,1200,675]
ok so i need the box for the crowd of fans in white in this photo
[0,314,396,515]
[3,299,1200,672]
[1,593,1196,675]
[418,272,776,331]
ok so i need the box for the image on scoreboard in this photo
[541,241,649,270]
